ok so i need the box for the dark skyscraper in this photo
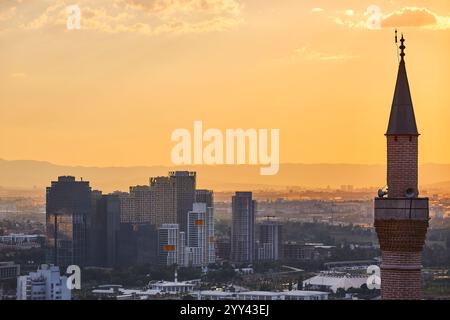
[374,35,429,300]
[258,221,282,261]
[169,171,196,233]
[196,189,213,208]
[231,192,255,264]
[46,176,91,267]
[90,194,121,268]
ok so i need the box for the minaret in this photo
[374,34,429,300]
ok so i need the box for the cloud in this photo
[1,0,243,35]
[118,0,243,34]
[0,5,16,22]
[344,9,354,17]
[21,2,65,30]
[124,0,241,15]
[11,73,27,78]
[279,45,360,63]
[314,6,450,31]
[381,7,450,30]
[311,7,366,29]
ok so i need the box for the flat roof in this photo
[151,281,195,287]
[237,291,284,296]
[283,290,329,296]
[198,290,235,296]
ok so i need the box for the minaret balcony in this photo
[374,197,429,221]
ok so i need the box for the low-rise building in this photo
[282,290,329,300]
[16,264,71,300]
[0,261,20,280]
[235,291,284,300]
[0,234,44,250]
[303,271,367,293]
[148,280,196,294]
[234,290,329,300]
[92,285,161,300]
[196,290,236,300]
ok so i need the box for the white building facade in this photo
[186,203,207,267]
[16,264,71,300]
[158,224,182,266]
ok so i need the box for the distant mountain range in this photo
[1,159,450,193]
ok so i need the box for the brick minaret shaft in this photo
[374,34,429,300]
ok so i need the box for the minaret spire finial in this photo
[399,33,406,62]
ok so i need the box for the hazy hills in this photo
[1,159,450,193]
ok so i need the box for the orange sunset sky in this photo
[0,0,449,167]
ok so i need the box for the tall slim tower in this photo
[231,192,255,264]
[196,190,216,264]
[169,171,196,233]
[374,34,429,300]
[186,203,207,267]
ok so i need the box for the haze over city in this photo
[1,0,450,307]
[1,0,450,169]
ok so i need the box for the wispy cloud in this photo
[344,9,354,17]
[1,0,243,35]
[124,0,241,15]
[279,45,360,63]
[310,7,366,29]
[0,5,16,22]
[311,8,324,13]
[11,73,27,78]
[313,5,450,31]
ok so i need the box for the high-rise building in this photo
[129,186,152,224]
[115,191,136,224]
[16,264,71,300]
[133,224,158,266]
[88,190,102,266]
[186,203,207,266]
[216,237,231,260]
[178,231,186,267]
[258,221,282,261]
[90,194,121,267]
[46,176,91,267]
[148,171,196,230]
[169,171,196,233]
[149,176,177,227]
[158,224,184,266]
[196,190,216,264]
[196,189,213,207]
[0,262,20,280]
[114,186,152,224]
[374,35,429,300]
[231,192,255,264]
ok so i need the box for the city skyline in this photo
[1,0,450,167]
[1,0,450,304]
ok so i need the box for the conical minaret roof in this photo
[386,34,419,136]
